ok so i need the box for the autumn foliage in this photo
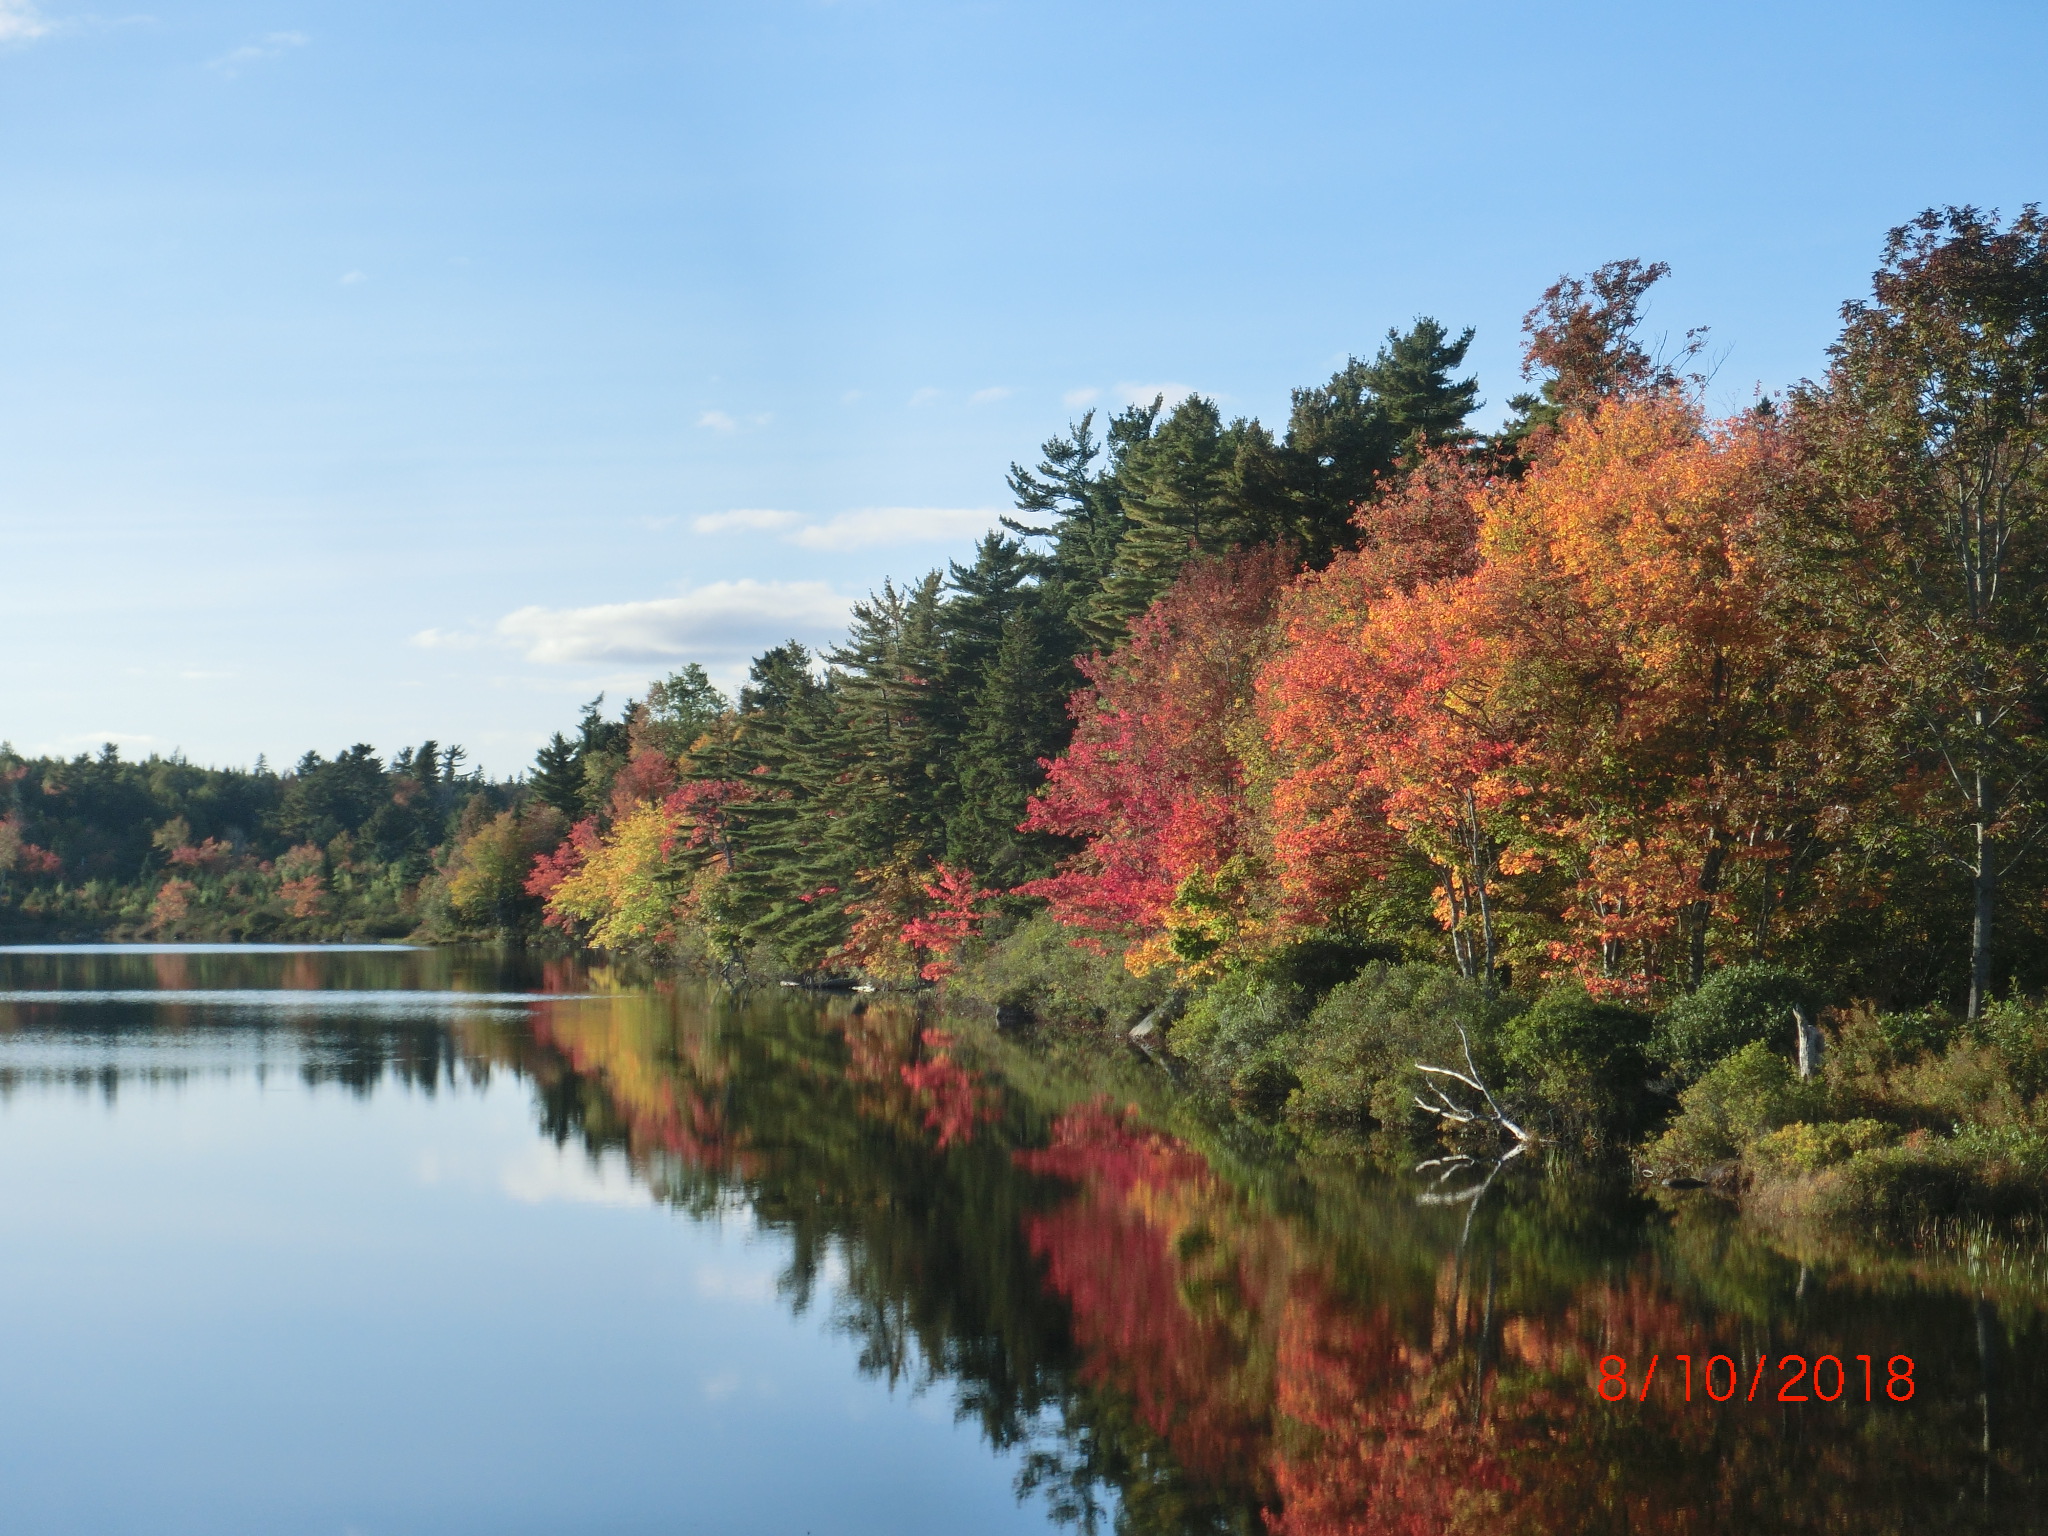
[1020,545,1295,975]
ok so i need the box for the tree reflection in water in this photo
[448,979,2046,1535]
[16,947,2026,1535]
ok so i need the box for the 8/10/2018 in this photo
[1595,1354,1914,1403]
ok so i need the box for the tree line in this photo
[0,740,511,939]
[4,204,2043,1030]
[516,206,2048,1027]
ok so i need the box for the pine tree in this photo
[699,643,839,965]
[1278,318,1481,563]
[1083,396,1261,643]
[1356,318,1482,445]
[819,574,952,876]
[946,606,1072,884]
[529,733,584,817]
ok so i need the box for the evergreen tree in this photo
[701,643,838,965]
[1005,400,1161,631]
[1083,396,1262,643]
[570,696,634,817]
[818,574,953,877]
[530,732,585,818]
[946,606,1072,885]
[1278,318,1481,564]
[1357,317,1482,445]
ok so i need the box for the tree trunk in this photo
[1686,838,1727,990]
[1464,791,1498,994]
[1969,768,1997,1020]
[1794,1003,1824,1080]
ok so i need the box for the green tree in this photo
[1791,206,2048,1016]
[947,607,1073,885]
[637,664,730,759]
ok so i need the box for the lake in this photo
[0,944,2039,1534]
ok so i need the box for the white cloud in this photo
[692,508,802,535]
[908,386,942,407]
[408,627,483,651]
[969,386,1011,405]
[1062,387,1100,408]
[697,409,738,433]
[496,580,854,665]
[784,506,1001,552]
[1118,380,1199,409]
[0,1,50,43]
[209,30,308,76]
[686,505,1007,550]
[339,270,367,286]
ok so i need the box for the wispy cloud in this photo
[1062,387,1100,408]
[0,0,50,43]
[969,386,1011,405]
[696,409,769,434]
[784,506,1001,551]
[908,386,942,407]
[495,581,854,666]
[688,505,1006,550]
[339,269,368,286]
[209,30,308,77]
[408,627,483,651]
[692,508,802,535]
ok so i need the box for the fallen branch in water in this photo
[1412,1022,1534,1147]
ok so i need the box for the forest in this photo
[6,204,2047,1231]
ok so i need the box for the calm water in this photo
[0,946,2040,1534]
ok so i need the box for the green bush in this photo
[1644,1041,1824,1172]
[1973,993,2048,1100]
[1255,930,1398,998]
[1501,989,1655,1147]
[1283,963,1520,1138]
[1654,964,1819,1083]
[1168,971,1308,1088]
[1748,1118,1896,1175]
[1878,1006,1962,1061]
[945,913,1169,1026]
[1810,1126,2048,1228]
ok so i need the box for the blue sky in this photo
[3,0,2043,775]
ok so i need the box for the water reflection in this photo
[0,945,2040,1533]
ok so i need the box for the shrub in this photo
[1748,1118,1896,1176]
[1644,1041,1824,1173]
[1653,964,1819,1083]
[1169,971,1308,1088]
[1229,1056,1303,1121]
[1809,1126,2048,1228]
[944,913,1169,1026]
[1255,931,1398,998]
[1283,964,1520,1138]
[1973,994,2048,1100]
[1501,989,1656,1148]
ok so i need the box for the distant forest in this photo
[6,206,2046,1023]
